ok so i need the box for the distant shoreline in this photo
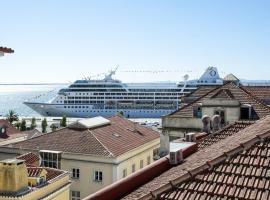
[0,83,68,85]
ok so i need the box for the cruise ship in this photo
[24,67,223,118]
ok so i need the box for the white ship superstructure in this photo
[24,67,223,118]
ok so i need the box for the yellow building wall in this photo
[0,162,28,193]
[0,138,160,200]
[61,138,160,199]
[28,169,47,187]
[0,174,70,200]
[116,140,160,179]
[61,157,113,199]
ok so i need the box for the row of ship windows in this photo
[68,89,186,92]
[63,99,178,104]
[63,106,172,112]
[73,110,165,113]
[65,92,183,96]
[65,97,179,101]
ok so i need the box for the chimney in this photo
[201,115,211,133]
[0,159,28,194]
[212,115,221,132]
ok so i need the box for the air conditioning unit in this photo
[185,133,196,142]
[169,149,183,165]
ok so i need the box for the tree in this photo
[60,116,67,127]
[41,118,48,133]
[20,119,27,131]
[15,122,21,130]
[116,111,124,117]
[6,110,19,124]
[50,124,57,132]
[30,117,37,130]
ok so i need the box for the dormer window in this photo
[240,104,258,120]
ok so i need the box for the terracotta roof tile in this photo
[122,115,270,200]
[0,119,20,137]
[169,82,270,118]
[0,47,14,53]
[158,135,270,199]
[8,116,159,157]
[197,121,254,150]
[17,152,40,166]
[27,166,64,181]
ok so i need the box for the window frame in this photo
[71,168,80,179]
[71,190,80,200]
[93,171,103,182]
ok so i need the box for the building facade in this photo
[0,116,160,199]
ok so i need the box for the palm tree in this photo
[6,110,19,124]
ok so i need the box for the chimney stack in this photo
[212,115,221,133]
[202,115,211,133]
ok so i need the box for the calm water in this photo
[0,84,65,117]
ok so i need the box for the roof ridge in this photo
[8,127,66,146]
[168,82,233,116]
[87,129,115,157]
[145,128,270,199]
[239,85,270,111]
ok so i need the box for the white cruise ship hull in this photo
[25,102,174,118]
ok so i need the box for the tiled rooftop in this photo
[0,47,14,53]
[122,115,270,200]
[197,121,254,150]
[17,152,40,166]
[170,82,270,118]
[159,136,270,199]
[243,86,270,105]
[8,116,159,157]
[27,166,64,181]
[0,119,20,137]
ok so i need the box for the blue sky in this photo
[1,0,270,83]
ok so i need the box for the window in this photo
[140,160,144,169]
[71,168,80,179]
[122,169,127,178]
[93,171,103,182]
[132,164,136,173]
[193,106,202,118]
[153,148,160,160]
[40,150,61,169]
[147,156,151,165]
[71,191,80,200]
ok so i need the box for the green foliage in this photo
[116,111,124,117]
[6,110,19,124]
[41,118,48,133]
[15,122,21,130]
[30,117,37,130]
[60,116,67,127]
[20,119,27,131]
[50,123,57,132]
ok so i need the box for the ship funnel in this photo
[198,66,222,84]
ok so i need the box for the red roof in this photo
[122,115,270,199]
[17,152,40,167]
[0,47,14,53]
[9,116,160,157]
[27,166,65,181]
[0,119,20,136]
